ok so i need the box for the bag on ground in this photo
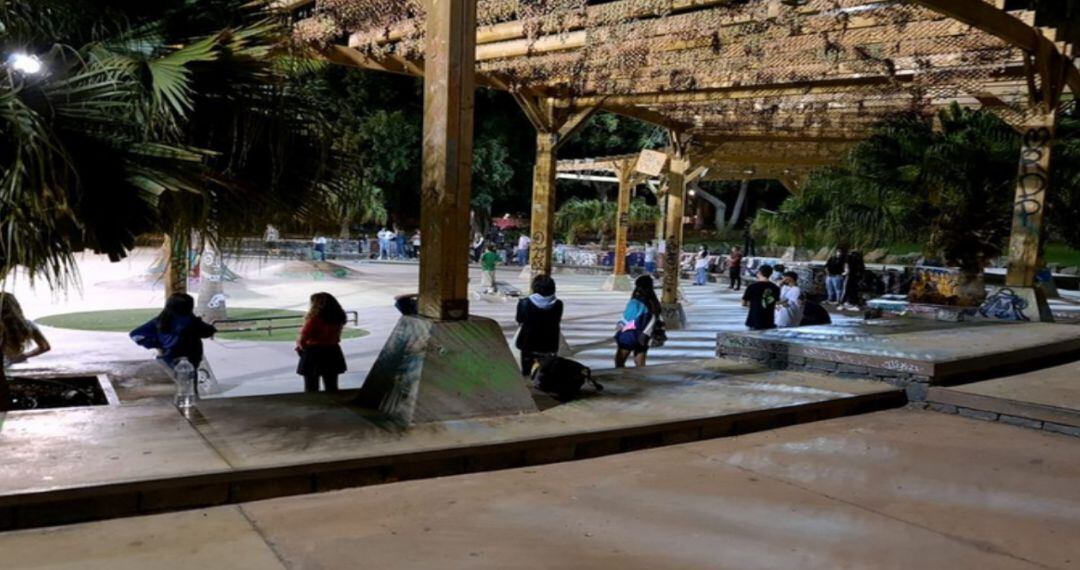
[531,355,603,400]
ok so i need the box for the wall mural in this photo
[978,288,1030,321]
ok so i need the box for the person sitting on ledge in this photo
[130,293,216,369]
[1,293,51,369]
[516,275,563,376]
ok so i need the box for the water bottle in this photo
[173,357,197,410]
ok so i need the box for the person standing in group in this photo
[480,244,501,294]
[515,275,563,375]
[615,275,663,368]
[643,241,658,274]
[726,246,744,290]
[771,264,786,286]
[1,293,51,370]
[472,232,486,262]
[295,292,348,393]
[516,233,531,267]
[377,227,391,260]
[263,225,280,253]
[131,293,217,369]
[775,271,805,328]
[693,245,710,286]
[742,265,781,331]
[840,250,866,310]
[411,230,421,259]
[394,226,407,260]
[825,248,847,304]
[742,219,756,257]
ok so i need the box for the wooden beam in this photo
[612,160,636,278]
[1005,112,1056,288]
[417,0,476,321]
[662,131,692,308]
[529,133,559,278]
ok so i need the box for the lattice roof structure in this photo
[289,0,1079,150]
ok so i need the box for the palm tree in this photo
[556,197,661,246]
[0,1,360,409]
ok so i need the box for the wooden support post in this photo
[417,0,477,321]
[661,133,692,329]
[355,0,537,424]
[514,93,600,279]
[1005,113,1055,289]
[663,155,689,305]
[529,132,558,278]
[604,160,636,291]
[613,163,634,277]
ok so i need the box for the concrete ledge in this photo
[0,389,904,532]
[926,387,1080,429]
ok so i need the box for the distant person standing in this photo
[263,224,280,252]
[515,275,563,375]
[312,235,328,261]
[516,233,531,267]
[480,244,501,294]
[840,250,866,310]
[693,245,710,286]
[643,241,658,274]
[726,246,744,291]
[742,220,756,257]
[411,230,421,259]
[295,292,348,393]
[377,227,391,260]
[775,271,804,328]
[825,248,847,304]
[742,265,780,331]
[472,232,486,262]
[394,226,407,260]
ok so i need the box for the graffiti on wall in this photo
[978,288,1030,321]
[1014,127,1052,232]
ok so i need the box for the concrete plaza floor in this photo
[6,249,830,398]
[2,409,1077,570]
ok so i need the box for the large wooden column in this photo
[1005,113,1056,288]
[529,132,558,278]
[514,94,598,280]
[417,0,477,321]
[661,134,692,329]
[604,159,636,291]
[357,0,537,424]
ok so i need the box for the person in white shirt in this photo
[516,234,531,266]
[693,245,710,286]
[377,228,391,260]
[775,271,805,328]
[643,241,658,274]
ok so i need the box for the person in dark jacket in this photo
[516,275,564,375]
[825,248,847,304]
[296,292,349,392]
[615,275,663,368]
[130,293,217,368]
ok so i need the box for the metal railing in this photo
[211,311,360,337]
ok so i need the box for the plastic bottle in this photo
[173,357,197,410]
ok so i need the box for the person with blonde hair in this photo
[296,292,349,392]
[1,293,51,369]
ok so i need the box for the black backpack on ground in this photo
[531,355,604,401]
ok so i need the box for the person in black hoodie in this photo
[515,274,564,375]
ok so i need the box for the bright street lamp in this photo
[7,53,44,75]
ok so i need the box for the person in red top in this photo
[295,292,348,392]
[726,246,744,291]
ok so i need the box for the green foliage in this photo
[1049,102,1080,249]
[0,1,359,286]
[757,104,1080,273]
[555,197,661,245]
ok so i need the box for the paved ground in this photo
[0,360,894,495]
[7,250,845,398]
[3,409,1077,569]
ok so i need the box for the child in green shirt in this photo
[480,244,500,294]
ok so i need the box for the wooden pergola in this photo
[285,0,1077,421]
